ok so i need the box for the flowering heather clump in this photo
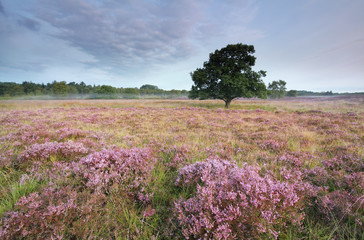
[3,124,54,145]
[205,142,234,160]
[71,148,155,203]
[55,127,106,144]
[259,139,286,152]
[56,127,87,140]
[175,157,237,185]
[175,158,312,239]
[0,150,14,168]
[304,152,364,231]
[159,145,191,170]
[318,190,363,224]
[322,152,363,173]
[0,186,104,240]
[17,140,89,164]
[274,151,316,168]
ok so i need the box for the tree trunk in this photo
[224,99,231,108]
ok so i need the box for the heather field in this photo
[0,97,363,239]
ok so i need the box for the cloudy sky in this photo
[1,0,363,92]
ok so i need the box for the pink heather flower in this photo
[174,158,312,239]
[69,148,155,203]
[143,207,156,218]
[18,141,88,163]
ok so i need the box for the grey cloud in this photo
[0,1,4,14]
[17,17,41,31]
[31,0,258,71]
[32,0,198,69]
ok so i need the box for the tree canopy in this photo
[286,89,298,97]
[189,43,267,108]
[140,84,159,90]
[267,80,287,99]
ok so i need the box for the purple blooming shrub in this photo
[17,141,89,164]
[174,158,311,239]
[259,139,286,152]
[205,142,234,160]
[274,151,316,168]
[6,124,54,145]
[0,186,104,239]
[322,153,363,173]
[318,190,363,225]
[56,127,87,140]
[159,145,191,170]
[304,151,363,234]
[0,150,14,168]
[55,127,106,145]
[70,148,155,203]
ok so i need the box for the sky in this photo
[0,0,363,92]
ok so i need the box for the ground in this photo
[0,96,363,239]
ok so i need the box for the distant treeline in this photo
[0,81,362,99]
[294,90,364,96]
[0,81,188,99]
[296,90,335,96]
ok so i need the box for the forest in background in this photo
[0,81,363,99]
[0,81,188,99]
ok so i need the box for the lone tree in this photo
[189,43,267,108]
[267,80,286,99]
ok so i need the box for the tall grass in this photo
[0,170,42,218]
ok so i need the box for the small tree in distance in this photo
[189,43,267,108]
[268,80,287,99]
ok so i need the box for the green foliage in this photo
[286,89,298,97]
[0,81,189,99]
[0,171,42,218]
[296,90,336,96]
[0,82,25,96]
[22,81,38,95]
[140,84,159,90]
[122,87,140,95]
[268,80,287,99]
[52,81,71,95]
[95,85,117,94]
[189,43,267,108]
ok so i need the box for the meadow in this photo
[0,97,363,239]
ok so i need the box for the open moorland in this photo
[0,96,363,239]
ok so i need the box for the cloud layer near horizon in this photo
[1,0,363,91]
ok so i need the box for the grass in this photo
[0,170,42,218]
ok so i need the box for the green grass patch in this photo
[0,170,43,217]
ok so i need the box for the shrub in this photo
[304,152,364,236]
[174,158,313,239]
[159,145,191,170]
[0,186,105,239]
[70,148,155,203]
[17,141,88,164]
